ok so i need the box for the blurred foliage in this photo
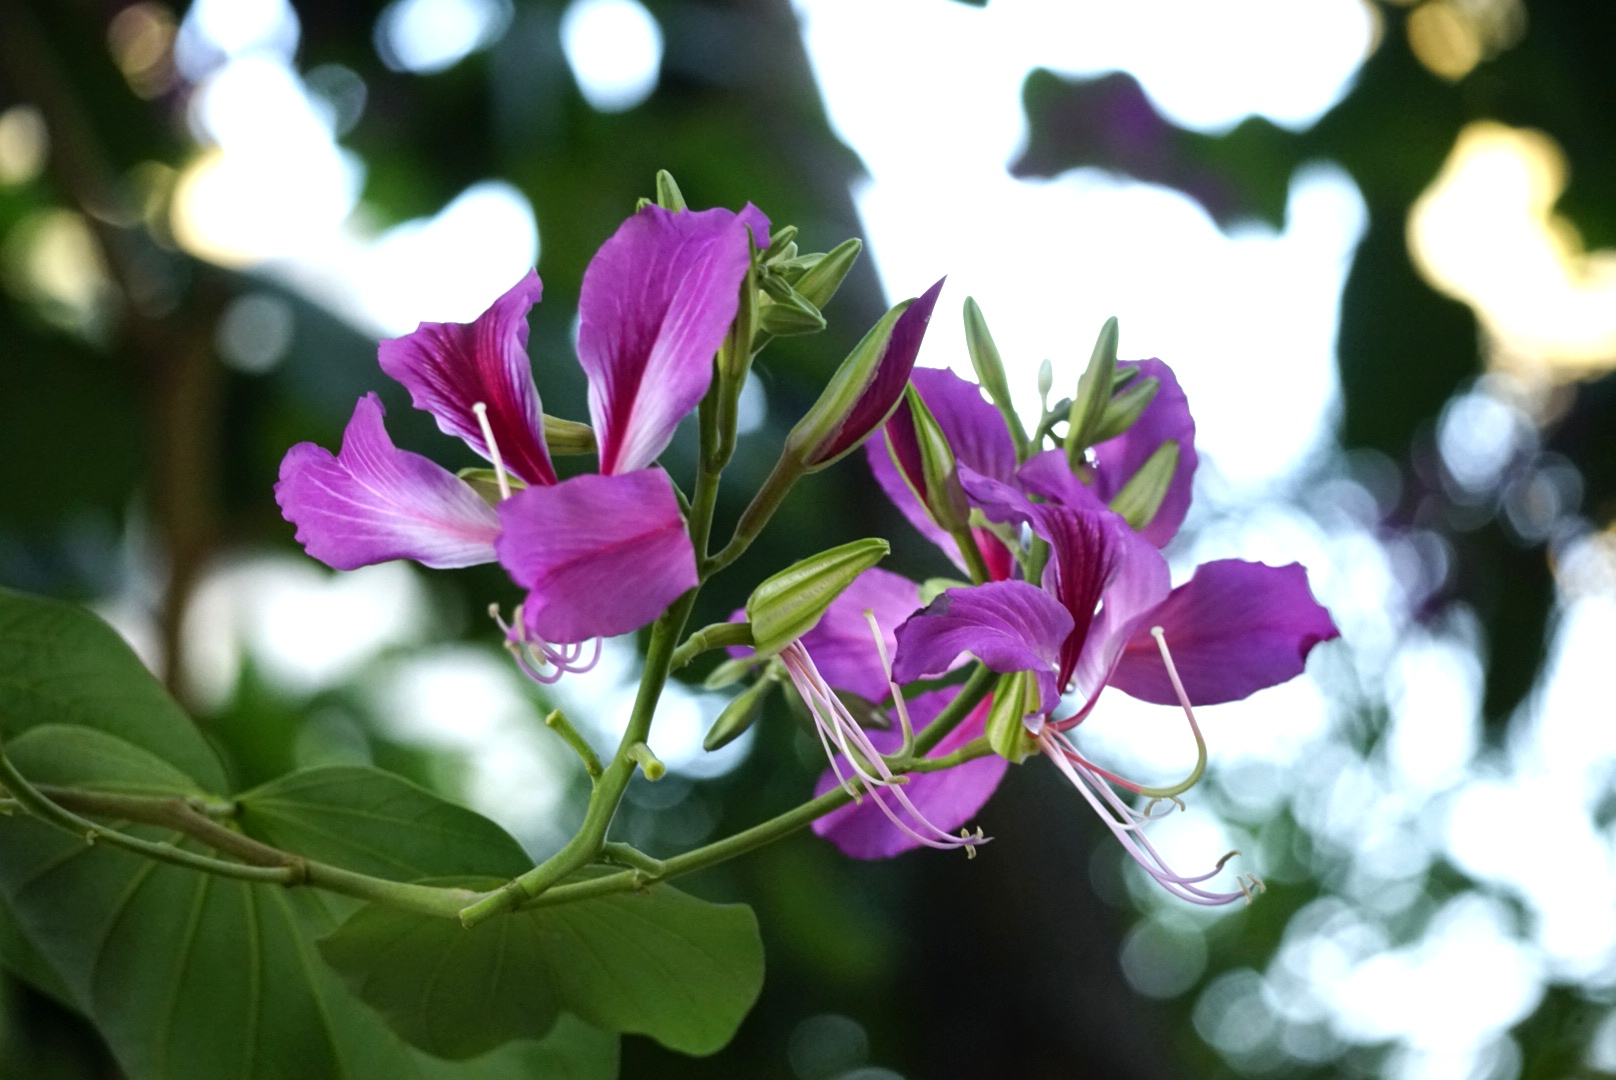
[2,0,1615,1077]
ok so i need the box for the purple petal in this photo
[1109,560,1339,706]
[810,279,944,465]
[893,581,1073,711]
[1066,519,1171,705]
[736,203,771,249]
[1090,359,1197,547]
[495,469,697,643]
[579,205,762,475]
[1015,449,1109,516]
[812,690,1005,859]
[275,394,500,570]
[377,271,555,487]
[867,398,952,553]
[797,568,923,702]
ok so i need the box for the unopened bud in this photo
[1037,358,1054,406]
[963,297,1026,453]
[983,670,1041,763]
[654,170,687,212]
[792,237,862,310]
[904,383,970,533]
[762,224,799,263]
[1089,375,1160,445]
[757,289,826,338]
[457,467,526,505]
[703,655,758,690]
[1067,316,1119,465]
[1109,439,1179,531]
[746,538,890,657]
[704,671,779,751]
[786,279,944,469]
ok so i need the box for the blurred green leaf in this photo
[0,588,226,792]
[319,873,764,1059]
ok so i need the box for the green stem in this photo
[669,621,754,669]
[948,526,993,585]
[459,591,698,927]
[705,454,803,577]
[600,841,666,875]
[912,665,997,756]
[542,709,602,779]
[906,736,992,772]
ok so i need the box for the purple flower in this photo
[276,203,766,662]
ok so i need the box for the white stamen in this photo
[471,401,512,501]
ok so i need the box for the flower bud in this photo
[963,297,1027,454]
[785,278,944,469]
[757,288,827,338]
[1109,439,1180,531]
[1066,315,1118,464]
[983,670,1041,763]
[762,224,799,263]
[902,383,971,533]
[654,169,688,212]
[746,538,890,657]
[1089,375,1160,445]
[1037,358,1054,405]
[704,670,779,751]
[791,237,862,310]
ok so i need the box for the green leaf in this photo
[7,724,205,798]
[0,729,614,1079]
[0,587,227,792]
[319,874,764,1059]
[236,766,533,882]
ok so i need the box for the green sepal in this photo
[784,297,911,468]
[703,672,778,752]
[963,297,1028,455]
[544,414,598,455]
[745,538,889,657]
[718,236,761,383]
[1089,375,1160,445]
[457,467,527,506]
[983,670,1041,763]
[654,169,687,212]
[905,383,970,533]
[791,237,861,310]
[1066,316,1118,463]
[919,576,972,605]
[1109,439,1180,531]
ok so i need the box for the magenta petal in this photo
[798,568,923,702]
[911,367,1018,483]
[1090,359,1198,547]
[1015,449,1109,516]
[812,690,1005,859]
[495,469,697,643]
[737,203,771,248]
[579,205,761,475]
[811,279,945,464]
[377,270,555,487]
[1109,560,1340,706]
[893,581,1073,710]
[275,394,500,570]
[867,402,955,555]
[1066,521,1171,705]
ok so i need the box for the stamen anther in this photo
[471,401,512,501]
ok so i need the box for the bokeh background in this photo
[3,0,1615,1076]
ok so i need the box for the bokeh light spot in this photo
[560,0,663,113]
[374,0,513,75]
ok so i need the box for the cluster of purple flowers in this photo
[276,194,1337,906]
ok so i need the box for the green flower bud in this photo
[762,224,799,263]
[703,656,758,690]
[1067,316,1119,464]
[792,237,862,310]
[905,383,971,534]
[1109,439,1180,531]
[783,300,908,465]
[757,289,826,338]
[1037,358,1054,407]
[746,538,889,657]
[963,297,1028,455]
[1089,375,1161,445]
[704,670,779,751]
[654,169,687,212]
[983,670,1041,763]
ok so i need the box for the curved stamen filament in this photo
[862,609,916,762]
[1039,729,1253,906]
[779,641,984,855]
[489,603,602,684]
[471,401,512,501]
[1127,627,1209,800]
